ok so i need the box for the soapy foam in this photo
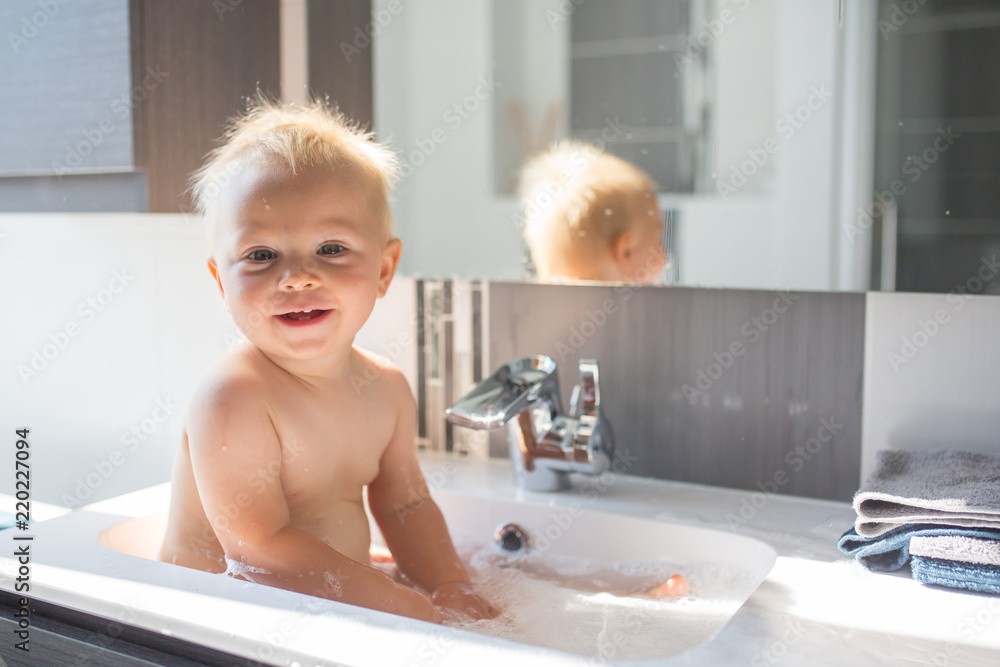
[323,570,344,598]
[444,538,762,660]
[223,555,272,580]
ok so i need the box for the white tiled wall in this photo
[354,277,418,395]
[0,214,230,505]
[861,291,1000,482]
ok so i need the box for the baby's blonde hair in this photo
[190,96,400,247]
[517,140,658,279]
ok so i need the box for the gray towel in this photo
[855,450,1000,538]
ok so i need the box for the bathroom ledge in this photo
[0,454,998,666]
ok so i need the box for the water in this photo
[444,538,760,660]
[213,537,759,659]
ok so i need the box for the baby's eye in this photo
[319,243,346,256]
[248,249,276,262]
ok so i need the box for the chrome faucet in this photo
[445,356,615,492]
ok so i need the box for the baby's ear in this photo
[612,230,638,275]
[206,257,226,300]
[377,238,403,298]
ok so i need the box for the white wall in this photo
[768,0,840,290]
[674,195,776,288]
[373,0,525,280]
[711,0,779,190]
[861,291,1000,482]
[678,0,844,291]
[0,214,227,506]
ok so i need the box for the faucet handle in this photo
[569,359,602,417]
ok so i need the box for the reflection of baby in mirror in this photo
[518,140,667,283]
[158,98,495,624]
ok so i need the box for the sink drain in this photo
[494,523,529,552]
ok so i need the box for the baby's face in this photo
[207,161,400,362]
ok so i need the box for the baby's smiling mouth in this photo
[278,309,330,322]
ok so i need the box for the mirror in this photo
[372,0,1000,295]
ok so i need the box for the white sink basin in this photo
[413,489,777,660]
[95,484,775,663]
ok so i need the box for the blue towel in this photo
[838,525,1000,572]
[911,556,1000,596]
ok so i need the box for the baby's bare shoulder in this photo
[352,347,412,402]
[186,346,271,438]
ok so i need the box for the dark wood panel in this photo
[131,0,281,212]
[487,283,866,501]
[307,0,373,128]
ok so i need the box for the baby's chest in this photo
[272,402,395,493]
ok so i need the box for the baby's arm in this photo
[367,373,496,620]
[187,372,440,623]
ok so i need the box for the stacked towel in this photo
[853,450,1000,537]
[911,534,1000,595]
[839,450,1000,596]
[839,524,1000,572]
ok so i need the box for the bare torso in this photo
[160,341,396,574]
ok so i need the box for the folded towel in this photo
[911,533,1000,595]
[854,450,1000,538]
[911,534,1000,567]
[911,556,1000,596]
[838,525,1000,572]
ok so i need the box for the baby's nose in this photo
[282,276,315,290]
[279,260,320,289]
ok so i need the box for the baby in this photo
[518,140,667,284]
[159,99,493,624]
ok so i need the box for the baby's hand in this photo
[639,573,688,599]
[393,583,444,624]
[430,581,498,621]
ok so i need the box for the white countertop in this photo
[3,454,1000,666]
